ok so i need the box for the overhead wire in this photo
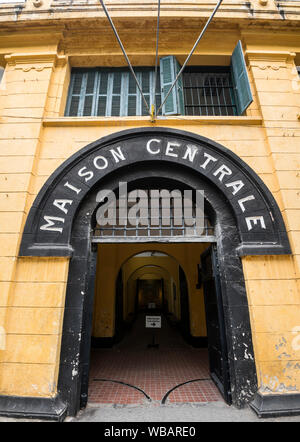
[99,0,152,117]
[152,0,161,122]
[156,0,224,117]
[1,0,224,122]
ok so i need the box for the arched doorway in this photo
[88,248,224,407]
[18,128,291,417]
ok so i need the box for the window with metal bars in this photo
[65,66,236,117]
[92,191,215,242]
[65,43,252,118]
[182,67,237,116]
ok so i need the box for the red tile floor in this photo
[88,313,223,405]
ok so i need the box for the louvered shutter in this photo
[65,70,84,116]
[230,41,253,115]
[159,56,184,115]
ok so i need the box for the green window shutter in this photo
[230,40,253,115]
[66,69,98,117]
[65,70,84,116]
[159,56,185,115]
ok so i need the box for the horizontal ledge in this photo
[91,236,217,243]
[43,116,263,128]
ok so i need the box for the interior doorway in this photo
[87,243,230,406]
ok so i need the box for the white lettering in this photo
[238,195,255,213]
[146,138,161,155]
[110,146,126,164]
[213,164,232,182]
[78,166,94,182]
[245,216,266,231]
[53,199,73,214]
[225,180,244,195]
[64,181,81,194]
[93,155,108,170]
[200,152,217,170]
[40,216,65,233]
[182,144,198,162]
[165,141,180,158]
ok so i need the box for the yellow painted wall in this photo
[0,2,299,400]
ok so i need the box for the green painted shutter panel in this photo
[159,56,184,115]
[231,40,253,115]
[65,71,84,116]
[141,69,151,116]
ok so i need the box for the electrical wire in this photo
[156,0,224,117]
[93,378,151,401]
[99,0,152,117]
[161,378,211,404]
[152,0,161,121]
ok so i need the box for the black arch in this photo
[19,127,290,257]
[16,128,291,418]
[55,163,258,416]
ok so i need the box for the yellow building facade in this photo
[0,0,300,420]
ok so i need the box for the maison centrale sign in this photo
[19,130,290,256]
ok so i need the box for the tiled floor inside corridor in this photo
[88,313,223,405]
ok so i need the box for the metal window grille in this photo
[92,191,215,243]
[182,67,237,116]
[66,67,237,118]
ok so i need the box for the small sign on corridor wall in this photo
[145,316,161,328]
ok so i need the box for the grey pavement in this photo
[2,400,299,422]
[64,401,300,422]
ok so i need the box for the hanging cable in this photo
[151,0,161,122]
[156,0,224,117]
[99,0,151,117]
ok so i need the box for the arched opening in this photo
[59,162,254,415]
[17,128,291,417]
[88,247,225,406]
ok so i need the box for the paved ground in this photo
[1,401,299,422]
[66,401,300,422]
[89,312,221,405]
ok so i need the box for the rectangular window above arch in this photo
[65,41,252,118]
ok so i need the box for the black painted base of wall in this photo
[0,395,67,421]
[250,391,300,418]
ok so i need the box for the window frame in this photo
[65,67,161,118]
[182,66,237,117]
[65,45,252,119]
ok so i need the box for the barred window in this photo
[66,66,237,117]
[182,67,237,116]
[66,44,252,118]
